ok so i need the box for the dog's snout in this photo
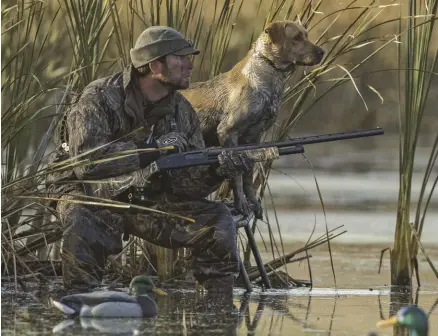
[316,47,324,57]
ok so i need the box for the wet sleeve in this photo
[67,86,154,197]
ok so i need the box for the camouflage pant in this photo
[56,191,240,290]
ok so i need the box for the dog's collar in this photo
[253,50,295,73]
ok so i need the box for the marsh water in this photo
[2,169,437,335]
[2,243,437,335]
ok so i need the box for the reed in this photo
[2,1,63,285]
[390,0,438,287]
[2,0,435,287]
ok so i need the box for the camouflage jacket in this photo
[47,65,224,202]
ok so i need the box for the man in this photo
[49,26,255,295]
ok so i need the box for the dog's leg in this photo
[242,169,263,219]
[217,127,251,217]
[231,174,251,217]
[242,133,263,219]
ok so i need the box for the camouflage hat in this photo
[130,26,199,68]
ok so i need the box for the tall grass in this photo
[2,0,435,286]
[2,1,65,283]
[391,0,438,287]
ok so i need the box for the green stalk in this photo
[392,0,437,287]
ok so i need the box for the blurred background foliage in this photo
[2,0,437,163]
[1,0,436,286]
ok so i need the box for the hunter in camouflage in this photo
[48,26,256,295]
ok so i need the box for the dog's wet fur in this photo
[181,20,324,217]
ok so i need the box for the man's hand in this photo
[136,132,188,168]
[156,132,188,153]
[217,150,253,178]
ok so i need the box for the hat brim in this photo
[172,46,200,56]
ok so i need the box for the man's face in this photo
[154,54,193,90]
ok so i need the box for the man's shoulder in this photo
[76,72,125,111]
[173,91,202,137]
[82,71,124,94]
[174,91,196,113]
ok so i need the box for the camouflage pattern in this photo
[243,147,279,162]
[124,199,239,283]
[57,190,239,290]
[59,65,224,200]
[50,65,240,290]
[130,26,199,68]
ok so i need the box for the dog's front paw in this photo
[251,200,263,220]
[246,193,263,219]
[234,197,250,217]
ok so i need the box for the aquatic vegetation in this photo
[1,0,436,290]
[389,0,438,287]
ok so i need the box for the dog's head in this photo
[261,20,324,69]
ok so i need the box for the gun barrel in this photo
[273,127,384,148]
[155,128,383,171]
[278,145,304,155]
[206,128,383,154]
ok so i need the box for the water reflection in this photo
[52,318,156,334]
[1,285,437,335]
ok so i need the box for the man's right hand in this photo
[217,150,254,178]
[136,132,188,168]
[156,132,188,153]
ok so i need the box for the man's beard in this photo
[154,73,187,91]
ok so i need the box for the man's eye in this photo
[295,34,304,41]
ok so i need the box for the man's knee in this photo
[214,201,232,215]
[60,204,123,255]
[208,202,239,261]
[213,201,236,234]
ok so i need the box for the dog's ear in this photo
[294,15,303,27]
[294,17,308,30]
[264,21,286,44]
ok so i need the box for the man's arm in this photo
[67,85,157,198]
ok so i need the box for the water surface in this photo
[2,242,437,335]
[2,170,437,335]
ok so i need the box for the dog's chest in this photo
[248,90,282,133]
[242,67,285,134]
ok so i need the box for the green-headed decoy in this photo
[377,305,429,336]
[51,275,167,318]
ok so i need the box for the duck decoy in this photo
[51,275,167,318]
[377,305,429,336]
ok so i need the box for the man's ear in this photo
[264,21,286,44]
[149,59,165,75]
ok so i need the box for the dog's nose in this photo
[317,48,325,57]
